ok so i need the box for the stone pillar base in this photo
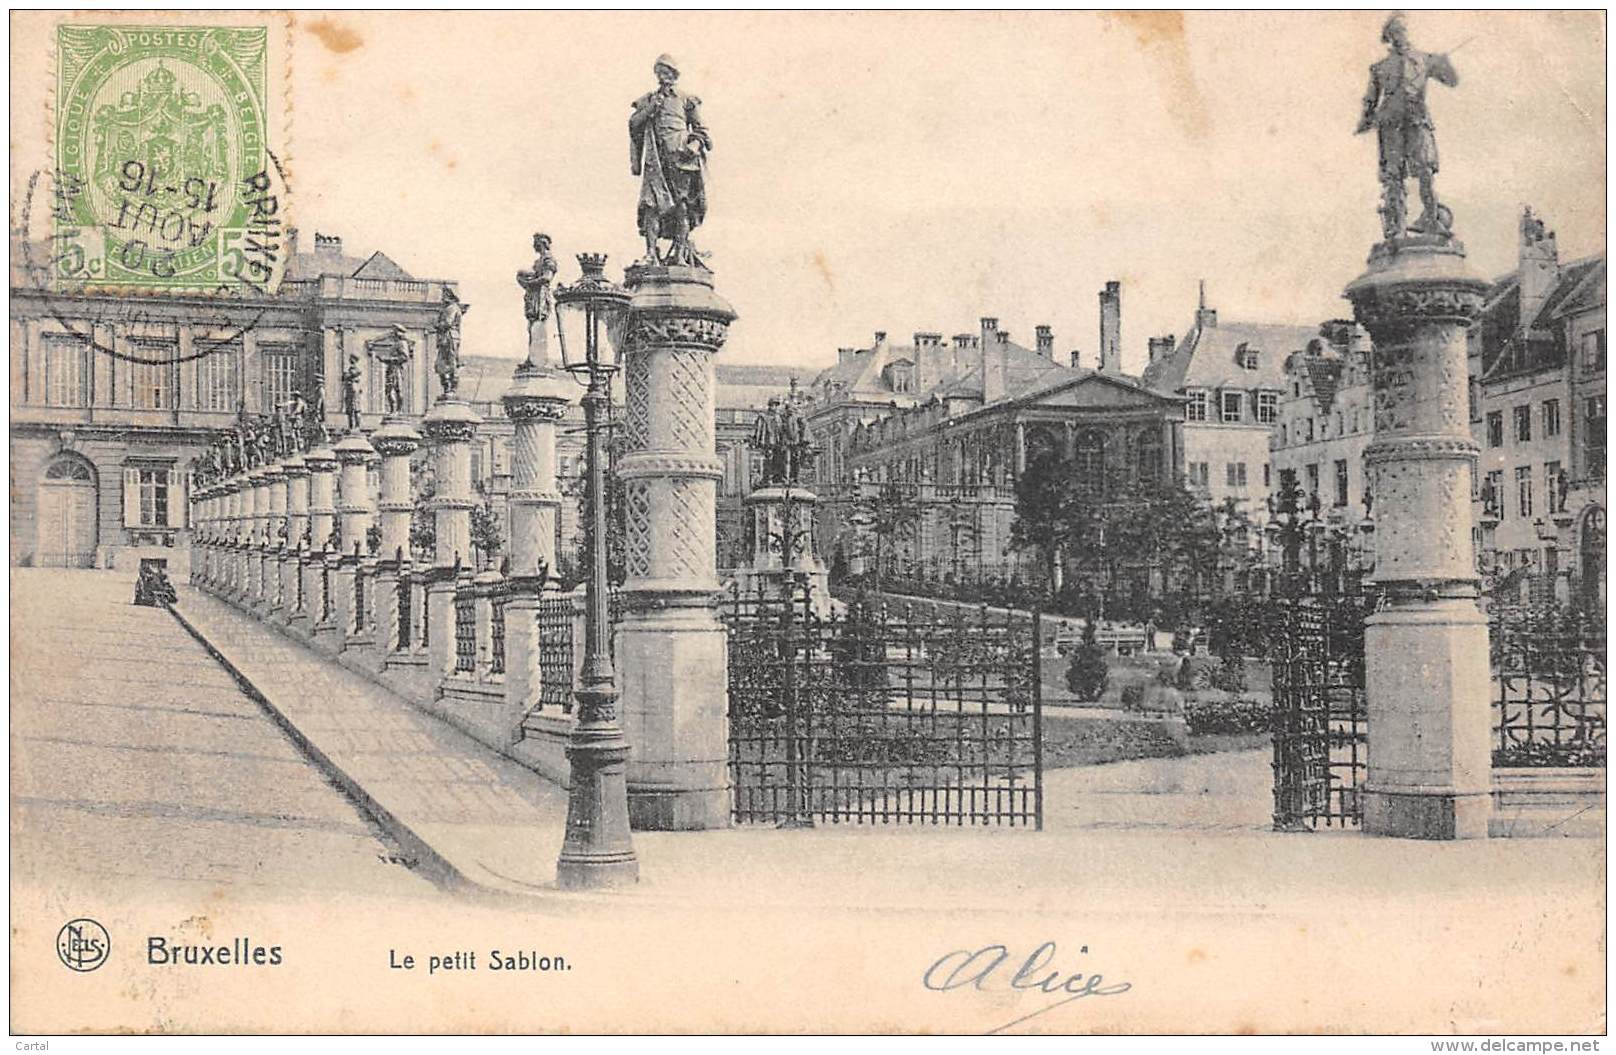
[628,782,732,832]
[1364,787,1492,840]
[617,607,732,831]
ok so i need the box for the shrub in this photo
[1119,683,1144,709]
[1175,655,1197,691]
[1211,654,1248,694]
[1066,619,1109,702]
[1181,697,1272,736]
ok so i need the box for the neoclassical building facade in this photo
[10,230,458,572]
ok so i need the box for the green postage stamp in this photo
[52,24,286,294]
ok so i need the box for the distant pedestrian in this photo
[1144,618,1158,652]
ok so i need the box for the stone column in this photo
[305,444,339,635]
[332,434,377,647]
[265,462,288,614]
[1345,235,1492,840]
[616,263,736,830]
[281,455,309,625]
[421,398,482,685]
[244,468,267,608]
[372,418,422,661]
[502,362,572,739]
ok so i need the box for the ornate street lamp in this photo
[552,253,638,889]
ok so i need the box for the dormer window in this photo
[1237,344,1260,371]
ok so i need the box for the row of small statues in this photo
[751,396,814,486]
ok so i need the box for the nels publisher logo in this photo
[57,918,110,973]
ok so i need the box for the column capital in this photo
[334,432,377,466]
[421,398,482,442]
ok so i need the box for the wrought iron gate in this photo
[721,581,1042,828]
[1269,594,1372,831]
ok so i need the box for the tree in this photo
[1010,451,1074,590]
[470,494,504,571]
[1066,618,1109,702]
[849,481,920,589]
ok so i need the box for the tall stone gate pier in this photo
[616,263,736,830]
[1347,236,1492,839]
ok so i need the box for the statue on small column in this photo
[286,390,307,452]
[781,399,812,484]
[630,54,712,268]
[1356,13,1459,241]
[751,397,786,485]
[517,233,558,368]
[367,325,415,415]
[307,383,331,447]
[340,353,363,431]
[434,287,469,398]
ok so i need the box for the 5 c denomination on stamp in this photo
[53,24,287,294]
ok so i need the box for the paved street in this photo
[10,568,438,900]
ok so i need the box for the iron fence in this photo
[453,593,476,674]
[320,564,332,624]
[536,589,576,716]
[721,579,1042,828]
[295,560,305,613]
[1489,605,1606,768]
[1268,593,1373,832]
[490,593,507,676]
[396,576,412,651]
[353,570,366,635]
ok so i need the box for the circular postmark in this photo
[53,24,287,294]
[56,918,111,972]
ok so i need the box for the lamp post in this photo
[553,253,638,889]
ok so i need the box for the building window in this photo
[1185,389,1208,422]
[261,345,298,412]
[129,354,174,410]
[1513,404,1532,443]
[1188,461,1210,488]
[1263,462,1271,489]
[1279,423,1288,446]
[1486,410,1504,448]
[1135,428,1162,485]
[1305,463,1320,505]
[1220,391,1243,423]
[1074,432,1106,495]
[1543,398,1561,438]
[1305,417,1315,442]
[1546,460,1566,514]
[124,466,173,527]
[1256,391,1278,424]
[1585,395,1606,480]
[1516,465,1533,519]
[1484,470,1505,519]
[194,340,240,412]
[42,333,89,407]
[1238,345,1259,371]
[1333,459,1349,507]
[1582,329,1606,371]
[1468,379,1481,423]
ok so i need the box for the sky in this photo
[12,10,1607,377]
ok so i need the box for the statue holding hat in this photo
[751,397,788,486]
[629,53,713,268]
[434,286,470,399]
[1356,12,1460,242]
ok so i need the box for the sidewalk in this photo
[171,585,571,897]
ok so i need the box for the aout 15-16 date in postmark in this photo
[53,24,286,294]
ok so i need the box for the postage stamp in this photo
[52,23,287,294]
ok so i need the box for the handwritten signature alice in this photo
[923,941,1132,1034]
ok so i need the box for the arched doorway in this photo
[36,454,99,567]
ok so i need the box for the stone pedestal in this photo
[373,417,422,662]
[280,456,309,625]
[246,469,269,608]
[306,444,339,554]
[422,399,482,685]
[335,432,378,558]
[502,363,571,740]
[616,264,735,830]
[1346,235,1493,840]
[734,485,832,615]
[265,463,288,613]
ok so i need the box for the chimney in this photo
[838,346,859,365]
[1035,324,1054,358]
[1070,350,1081,369]
[981,317,1005,404]
[1518,206,1560,335]
[1098,281,1122,375]
[286,226,300,260]
[314,232,343,256]
[1195,279,1217,330]
[1147,334,1176,363]
[873,331,889,351]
